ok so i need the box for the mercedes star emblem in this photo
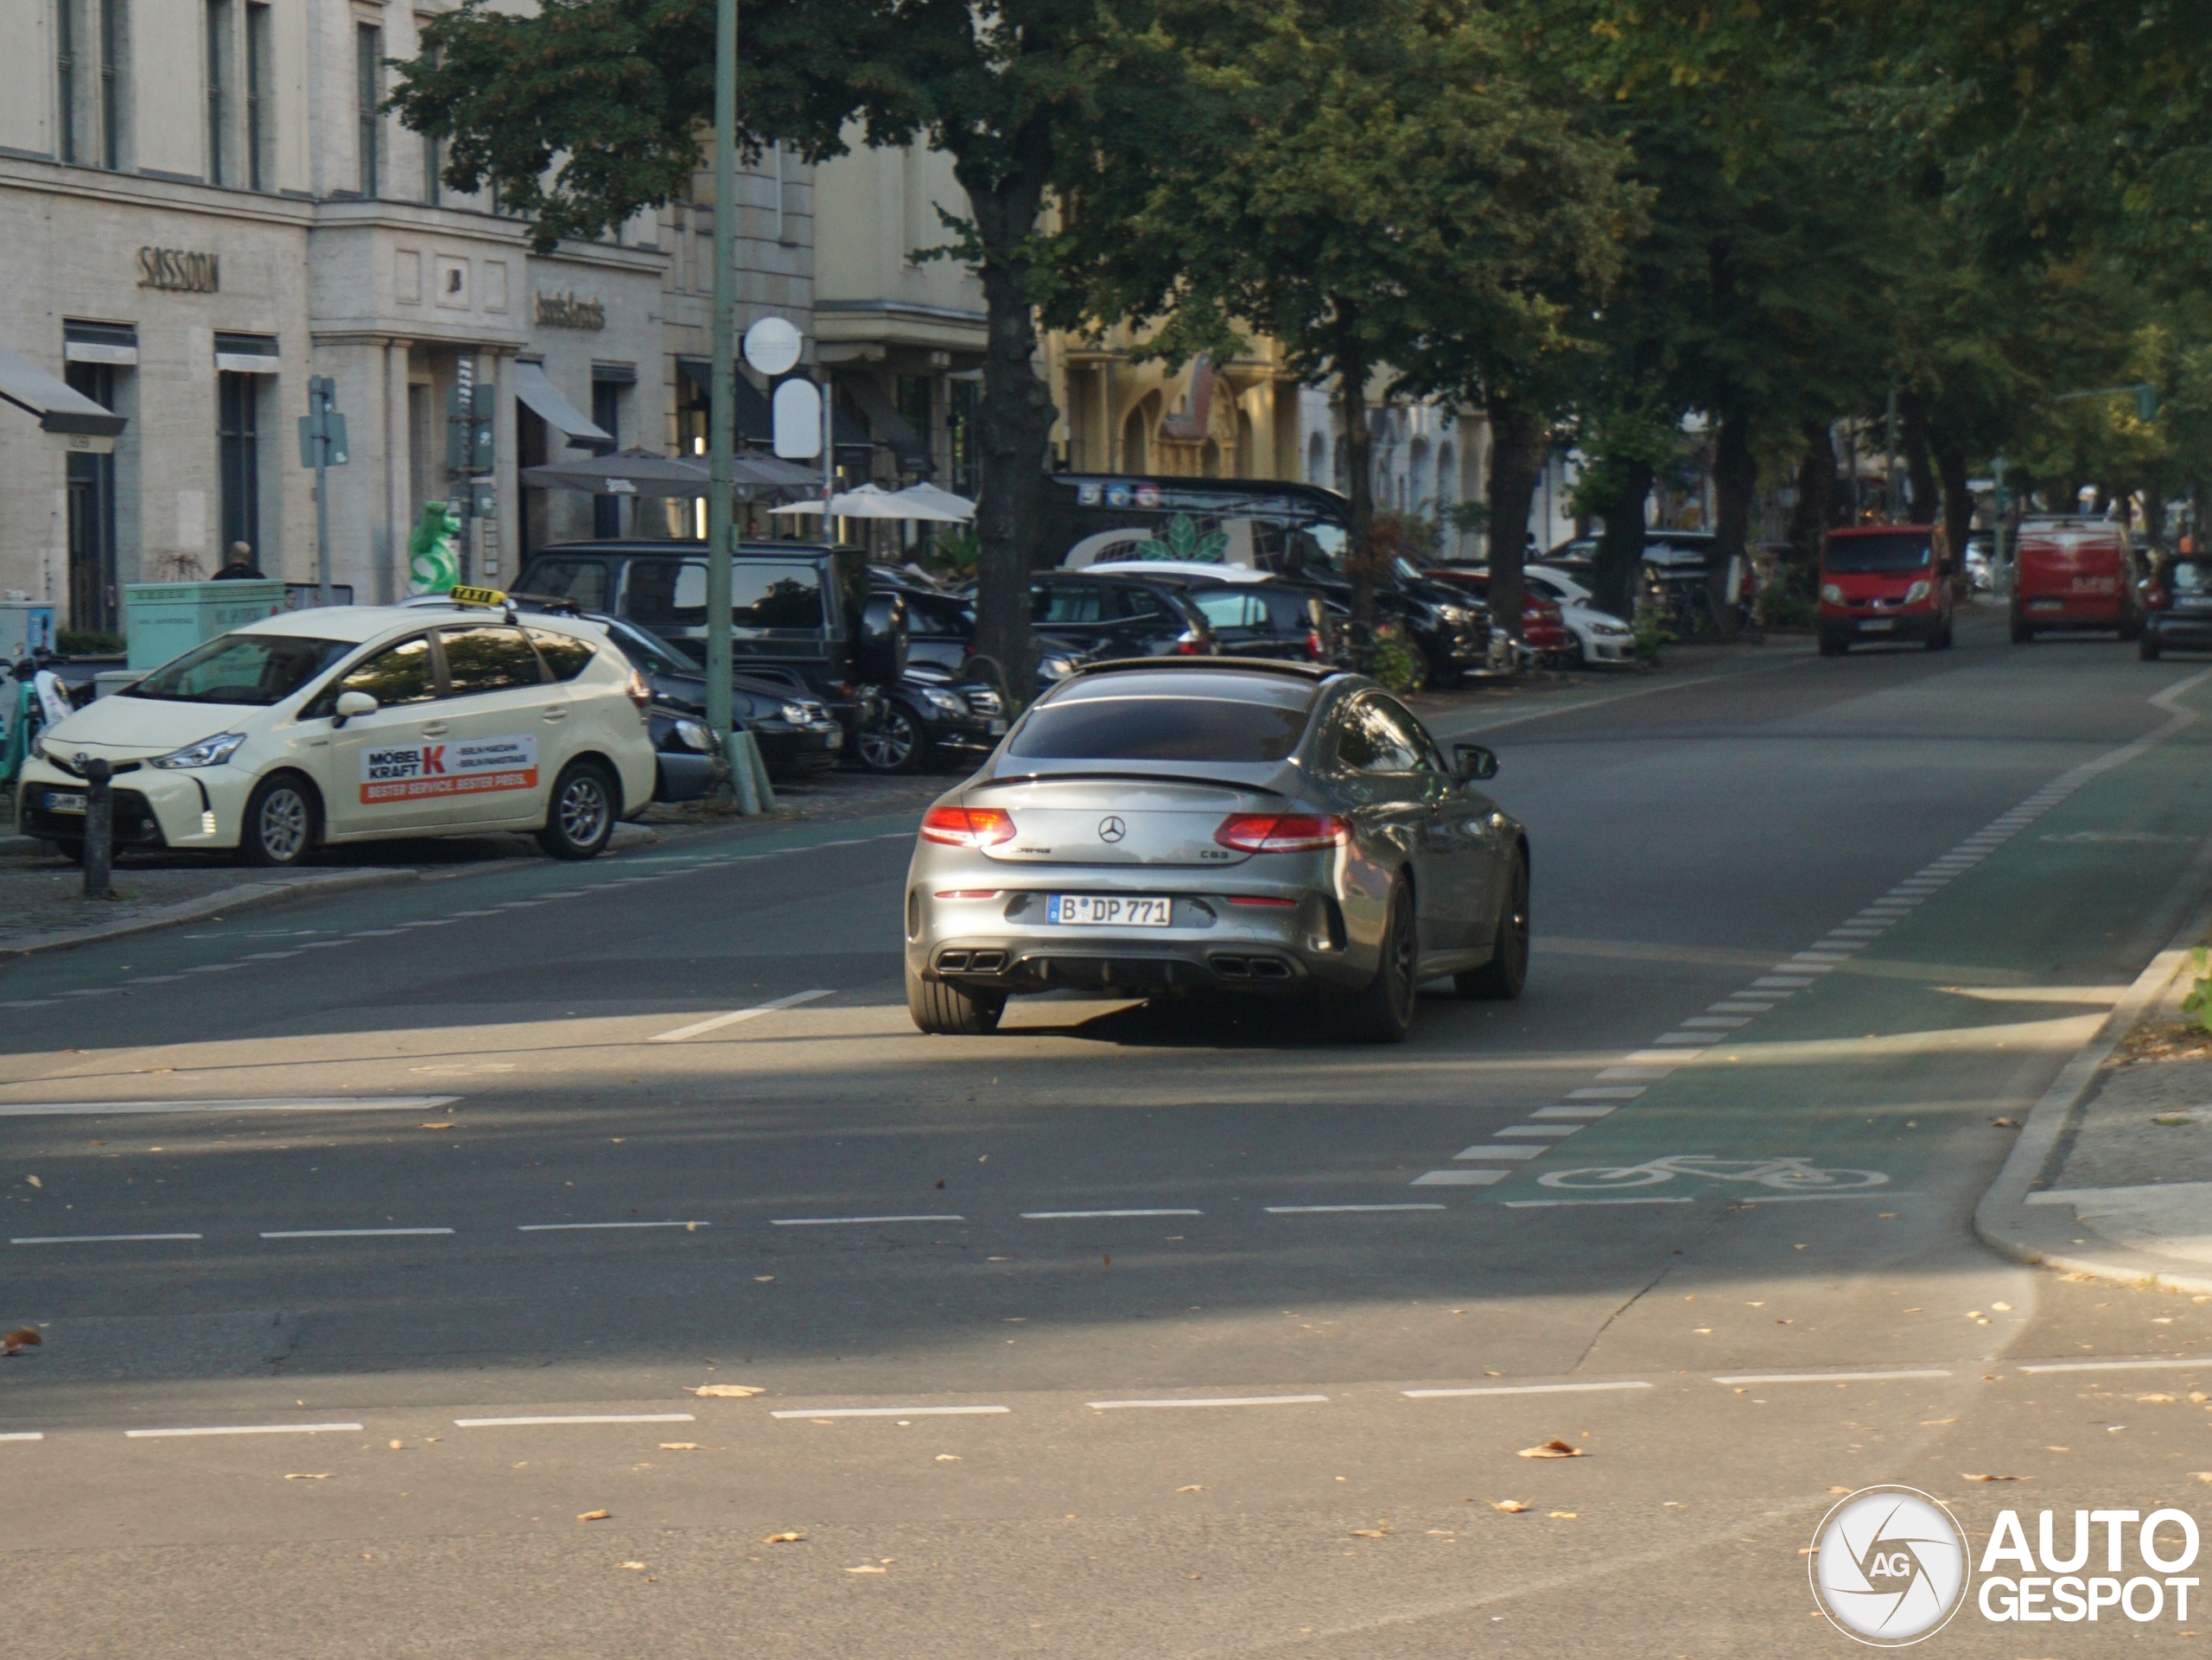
[1097,815,1127,843]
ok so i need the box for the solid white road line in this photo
[126,1422,364,1438]
[1503,1196,1694,1207]
[1404,1381,1653,1399]
[1020,1209,1203,1219]
[515,1221,710,1231]
[1266,1204,1446,1214]
[11,1232,201,1245]
[1711,1370,1950,1385]
[648,988,834,1043]
[259,1228,454,1239]
[0,1096,460,1118]
[454,1414,696,1428]
[1728,1192,1897,1204]
[1087,1395,1330,1410]
[0,1433,42,1441]
[771,1405,1008,1419]
[2017,1358,2209,1375]
[771,1214,963,1226]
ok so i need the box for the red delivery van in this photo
[2011,517,2142,642]
[1817,525,1954,655]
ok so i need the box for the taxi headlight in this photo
[151,732,246,770]
[672,719,714,753]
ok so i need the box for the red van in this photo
[1817,525,1954,654]
[2011,517,2141,641]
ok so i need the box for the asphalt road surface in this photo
[7,612,2212,1657]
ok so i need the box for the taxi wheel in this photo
[242,772,319,868]
[538,760,617,861]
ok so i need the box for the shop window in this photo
[65,360,118,632]
[217,372,262,561]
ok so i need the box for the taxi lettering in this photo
[360,734,538,803]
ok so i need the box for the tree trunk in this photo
[1331,298,1379,640]
[1588,459,1651,620]
[1900,392,1937,525]
[1709,400,1755,640]
[1484,391,1545,660]
[959,140,1055,700]
[1934,441,1974,582]
[1786,420,1835,579]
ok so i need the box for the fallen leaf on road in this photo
[1800,1548,1817,1556]
[577,1510,611,1522]
[1491,1500,1529,1513]
[753,1276,774,1283]
[688,1384,766,1398]
[1992,1117,2020,1128]
[1350,1524,1392,1538]
[658,1443,703,1451]
[284,1473,329,1480]
[1961,1474,2026,1483]
[2046,1447,2070,1453]
[1518,1441,1585,1460]
[763,1531,804,1544]
[2,1327,41,1355]
[2191,1472,2212,1483]
[846,1565,887,1574]
[1177,1485,1205,1492]
[22,1176,40,1188]
[418,1123,453,1130]
[2141,1394,2180,1404]
[935,1454,961,1462]
[1827,1486,1853,1495]
[1483,1369,1503,1377]
[620,1562,646,1571]
[1992,1301,2012,1312]
[1692,1327,1713,1335]
[388,1441,404,1450]
[1548,1511,1578,1520]
[1921,1419,1956,1426]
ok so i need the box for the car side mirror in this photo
[332,690,378,728]
[1454,742,1498,781]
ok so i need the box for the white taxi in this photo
[15,594,658,866]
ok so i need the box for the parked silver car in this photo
[903,659,1529,1040]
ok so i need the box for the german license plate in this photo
[824,727,843,748]
[44,790,86,815]
[1047,894,1173,926]
[1857,618,1894,632]
[988,718,1009,735]
[2030,598,2063,611]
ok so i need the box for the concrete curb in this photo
[0,822,663,960]
[1974,879,2212,1295]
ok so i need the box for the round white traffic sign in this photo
[742,316,804,377]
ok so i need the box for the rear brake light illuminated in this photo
[1305,628,1325,660]
[920,806,1017,848]
[1227,894,1297,907]
[1214,814,1351,853]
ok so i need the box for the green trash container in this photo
[123,581,289,671]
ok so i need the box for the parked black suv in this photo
[587,613,843,779]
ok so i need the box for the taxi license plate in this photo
[1047,895,1173,926]
[1857,618,1894,633]
[44,790,87,815]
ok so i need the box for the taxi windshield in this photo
[125,633,354,705]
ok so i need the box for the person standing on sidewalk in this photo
[211,542,263,581]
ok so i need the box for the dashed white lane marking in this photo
[294,939,354,950]
[259,1227,454,1239]
[1404,1381,1653,1399]
[1452,1145,1545,1161]
[1711,1370,1950,1386]
[1020,1209,1203,1219]
[2017,1358,2208,1376]
[1413,1170,1506,1186]
[1534,1106,1616,1121]
[1503,1196,1694,1208]
[454,1414,696,1428]
[515,1221,711,1231]
[178,964,243,974]
[1568,1087,1644,1101]
[0,1433,42,1441]
[1494,1127,1580,1139]
[126,1422,364,1438]
[648,988,834,1043]
[1266,1204,1446,1214]
[772,1405,1008,1419]
[1086,1396,1329,1411]
[0,1096,457,1118]
[242,951,302,960]
[771,1214,963,1227]
[12,1232,201,1245]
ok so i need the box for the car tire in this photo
[1457,851,1529,1002]
[537,759,618,861]
[2141,636,2163,661]
[1818,635,1846,657]
[241,771,319,868]
[2012,617,2034,644]
[858,703,925,774]
[907,962,1006,1034]
[1332,875,1418,1043]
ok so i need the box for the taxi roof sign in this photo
[448,585,508,608]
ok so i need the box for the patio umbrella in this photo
[522,447,817,499]
[883,481,976,522]
[769,484,916,519]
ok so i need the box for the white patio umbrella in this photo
[768,483,915,519]
[882,482,976,522]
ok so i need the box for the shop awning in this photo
[514,360,613,452]
[842,374,932,474]
[0,344,124,437]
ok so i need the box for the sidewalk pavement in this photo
[1977,885,2212,1294]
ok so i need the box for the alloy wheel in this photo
[860,709,918,773]
[258,788,309,862]
[557,774,610,848]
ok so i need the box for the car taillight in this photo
[920,806,1017,848]
[1227,894,1297,906]
[625,669,652,718]
[1305,628,1325,660]
[1214,813,1351,853]
[1174,630,1205,655]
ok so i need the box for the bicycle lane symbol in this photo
[1535,1155,1890,1194]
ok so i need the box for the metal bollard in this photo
[81,756,113,900]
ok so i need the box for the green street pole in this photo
[705,0,738,792]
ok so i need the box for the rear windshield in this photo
[126,633,353,705]
[1010,693,1310,761]
[517,557,611,611]
[1826,533,1932,574]
[626,559,825,633]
